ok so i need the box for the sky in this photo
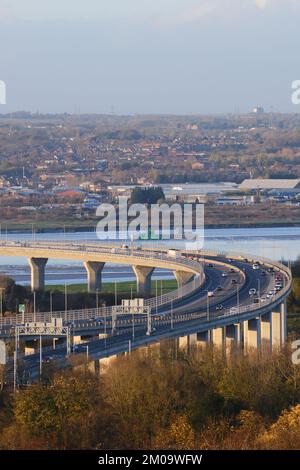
[0,0,300,114]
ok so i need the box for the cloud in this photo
[153,2,216,28]
[255,0,300,9]
[255,0,268,8]
[0,1,14,20]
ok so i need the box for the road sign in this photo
[18,304,25,314]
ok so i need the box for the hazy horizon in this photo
[0,0,300,115]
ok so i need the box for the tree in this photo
[258,404,300,449]
[153,415,195,450]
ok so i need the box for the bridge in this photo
[0,240,292,386]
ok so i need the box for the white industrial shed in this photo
[239,179,300,191]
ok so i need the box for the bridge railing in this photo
[0,241,205,327]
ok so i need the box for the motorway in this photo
[7,252,290,384]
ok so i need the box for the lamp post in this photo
[96,289,99,311]
[50,291,53,314]
[156,279,158,315]
[33,291,36,322]
[207,292,210,321]
[64,284,68,314]
[39,335,42,380]
[0,287,5,319]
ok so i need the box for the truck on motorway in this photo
[168,249,181,258]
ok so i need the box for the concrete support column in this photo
[243,318,261,351]
[28,257,48,292]
[178,334,197,353]
[84,261,105,293]
[0,340,7,365]
[281,301,287,344]
[174,270,195,287]
[211,327,225,353]
[88,359,100,375]
[132,266,154,298]
[261,312,272,351]
[271,303,286,349]
[225,324,241,353]
[197,331,210,348]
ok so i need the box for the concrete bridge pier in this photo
[243,318,261,352]
[259,302,287,352]
[0,339,7,365]
[225,324,241,353]
[132,266,154,298]
[261,312,272,351]
[178,334,197,352]
[211,327,226,353]
[197,331,210,348]
[270,302,286,349]
[84,261,105,293]
[28,257,48,292]
[174,270,195,287]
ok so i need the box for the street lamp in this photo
[33,291,36,322]
[114,281,117,306]
[96,289,99,311]
[50,291,53,314]
[39,335,42,379]
[0,287,5,318]
[156,279,158,315]
[207,291,210,321]
[64,284,68,314]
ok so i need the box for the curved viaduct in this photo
[0,241,293,383]
[0,240,205,297]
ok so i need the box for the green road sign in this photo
[18,304,25,314]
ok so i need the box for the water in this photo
[0,226,298,285]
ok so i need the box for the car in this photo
[216,286,223,291]
[253,298,260,304]
[208,291,215,298]
[227,258,233,263]
[252,264,259,270]
[222,272,228,277]
[231,279,238,285]
[146,327,156,336]
[260,297,267,303]
[216,304,224,311]
[207,263,213,268]
[249,288,257,296]
[230,268,235,273]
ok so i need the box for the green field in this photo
[45,279,178,296]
